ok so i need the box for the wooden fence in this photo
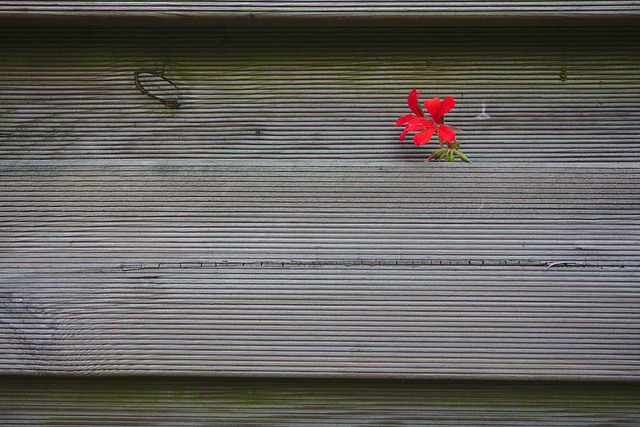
[1,2,639,425]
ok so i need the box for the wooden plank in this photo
[1,1,639,26]
[1,376,639,426]
[2,161,639,267]
[1,162,639,379]
[0,26,639,162]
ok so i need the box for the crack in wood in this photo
[100,259,629,272]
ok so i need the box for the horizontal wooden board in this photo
[1,376,639,426]
[1,162,639,379]
[4,265,640,378]
[2,161,639,267]
[1,1,639,26]
[0,26,639,162]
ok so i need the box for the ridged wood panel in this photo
[1,162,639,379]
[1,376,639,426]
[1,1,639,26]
[0,26,639,162]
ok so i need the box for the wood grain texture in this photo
[1,162,639,379]
[1,376,639,426]
[0,26,639,162]
[1,1,639,26]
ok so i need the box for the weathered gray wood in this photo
[0,27,639,162]
[1,1,639,26]
[1,376,639,426]
[1,162,639,379]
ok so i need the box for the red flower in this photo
[396,89,457,147]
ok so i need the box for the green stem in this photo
[427,148,447,162]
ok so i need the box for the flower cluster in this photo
[396,89,470,162]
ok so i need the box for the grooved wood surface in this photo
[1,12,640,387]
[0,26,639,162]
[1,1,639,26]
[1,376,639,426]
[2,162,639,379]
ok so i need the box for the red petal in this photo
[424,97,442,123]
[437,125,456,142]
[399,126,411,141]
[399,118,434,141]
[407,119,436,130]
[438,97,456,118]
[405,118,434,131]
[395,114,415,127]
[408,89,425,118]
[413,128,436,146]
